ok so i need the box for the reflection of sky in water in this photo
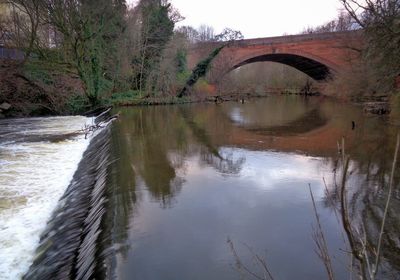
[229,107,247,125]
[120,148,345,280]
[223,148,331,189]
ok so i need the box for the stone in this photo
[396,75,400,89]
[363,102,390,115]
[0,102,11,111]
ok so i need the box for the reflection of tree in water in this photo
[138,142,184,207]
[346,129,400,275]
[96,124,140,277]
[128,107,190,207]
[199,148,246,175]
[180,107,245,175]
[97,107,192,277]
[322,134,400,277]
[180,107,221,158]
[362,187,400,274]
[350,165,400,275]
[111,105,246,210]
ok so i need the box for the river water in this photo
[101,96,400,279]
[1,96,399,279]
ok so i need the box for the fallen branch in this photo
[81,113,119,139]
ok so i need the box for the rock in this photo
[0,102,11,110]
[0,198,12,209]
[363,102,391,115]
[396,75,400,89]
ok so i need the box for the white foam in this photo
[0,116,94,280]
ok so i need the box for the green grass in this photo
[109,90,142,104]
[107,90,192,106]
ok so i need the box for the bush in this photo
[176,71,191,87]
[194,78,216,95]
[23,62,55,86]
[67,95,91,114]
[109,90,142,104]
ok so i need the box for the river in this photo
[1,96,399,279]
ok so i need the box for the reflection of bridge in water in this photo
[193,97,363,158]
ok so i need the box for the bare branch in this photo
[373,133,400,276]
[309,184,335,280]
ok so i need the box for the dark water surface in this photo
[100,96,400,280]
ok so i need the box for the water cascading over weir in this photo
[23,114,115,280]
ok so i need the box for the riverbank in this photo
[0,60,270,118]
[111,92,269,107]
[0,59,395,118]
[0,60,85,118]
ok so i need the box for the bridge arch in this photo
[188,31,363,85]
[230,52,337,81]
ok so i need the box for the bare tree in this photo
[4,0,41,63]
[340,0,400,92]
[215,28,244,42]
[302,11,357,34]
[197,24,215,42]
[176,25,199,43]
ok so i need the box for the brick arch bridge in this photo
[187,31,363,82]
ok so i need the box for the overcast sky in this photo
[128,0,344,38]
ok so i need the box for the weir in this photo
[23,122,112,280]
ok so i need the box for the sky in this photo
[171,0,341,38]
[129,0,345,39]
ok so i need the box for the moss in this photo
[177,45,225,98]
[176,71,191,87]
